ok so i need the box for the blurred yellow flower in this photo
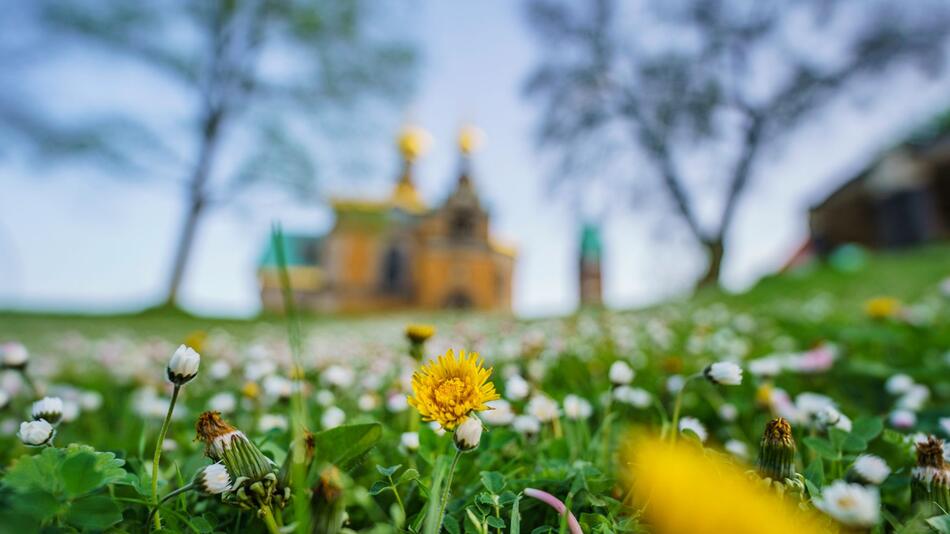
[624,437,835,534]
[184,330,207,353]
[241,381,261,400]
[864,297,901,319]
[405,324,436,345]
[407,349,499,429]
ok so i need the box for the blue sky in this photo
[1,1,948,318]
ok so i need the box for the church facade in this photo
[258,127,516,314]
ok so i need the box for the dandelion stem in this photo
[259,504,282,534]
[437,449,463,531]
[151,384,181,530]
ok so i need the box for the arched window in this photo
[381,247,404,293]
[449,209,475,240]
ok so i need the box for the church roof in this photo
[580,224,602,260]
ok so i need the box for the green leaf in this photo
[62,451,104,497]
[398,468,420,485]
[443,514,461,534]
[828,428,848,450]
[841,433,868,453]
[927,515,950,534]
[851,417,884,442]
[191,515,214,533]
[312,423,383,473]
[3,447,65,495]
[65,495,123,530]
[377,464,401,478]
[486,515,506,528]
[804,459,824,489]
[423,455,451,534]
[510,494,521,534]
[6,490,62,522]
[480,471,507,494]
[803,437,838,459]
[369,480,390,496]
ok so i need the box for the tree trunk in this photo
[696,239,724,288]
[162,108,223,308]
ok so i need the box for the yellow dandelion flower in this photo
[623,436,835,534]
[864,296,901,319]
[405,324,436,345]
[407,349,500,429]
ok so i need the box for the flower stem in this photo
[669,375,698,444]
[437,449,463,531]
[18,369,39,399]
[151,384,181,530]
[147,482,194,531]
[260,504,282,534]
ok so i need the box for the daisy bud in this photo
[848,454,891,485]
[167,345,200,386]
[563,394,593,421]
[1,342,29,370]
[195,463,232,495]
[453,415,483,451]
[703,362,743,386]
[195,411,275,483]
[18,419,54,446]
[911,436,950,511]
[678,416,708,443]
[608,361,634,385]
[31,396,64,425]
[757,418,796,482]
[400,431,420,452]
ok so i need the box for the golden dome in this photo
[458,125,483,155]
[397,125,431,162]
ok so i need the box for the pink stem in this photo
[523,488,583,534]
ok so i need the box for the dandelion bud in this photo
[1,342,29,370]
[757,418,796,482]
[703,362,743,386]
[911,436,950,511]
[195,411,275,483]
[401,431,420,452]
[195,463,233,495]
[453,415,483,451]
[18,419,54,446]
[31,396,64,425]
[167,345,200,385]
[405,324,435,345]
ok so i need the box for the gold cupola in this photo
[391,124,430,214]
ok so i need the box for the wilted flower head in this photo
[704,362,743,386]
[31,397,64,425]
[196,463,232,495]
[18,419,54,447]
[407,349,499,430]
[911,435,950,510]
[814,481,880,528]
[167,345,200,386]
[194,411,275,483]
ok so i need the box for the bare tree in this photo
[523,0,949,287]
[0,1,416,307]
